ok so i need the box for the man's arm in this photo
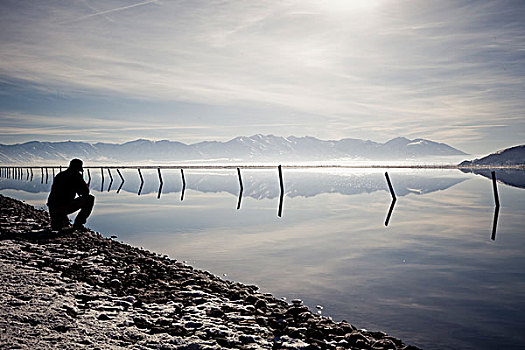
[76,173,90,197]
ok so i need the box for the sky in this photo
[0,0,524,156]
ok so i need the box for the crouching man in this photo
[47,158,94,231]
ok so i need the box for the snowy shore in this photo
[0,194,419,349]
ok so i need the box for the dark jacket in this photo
[47,169,89,206]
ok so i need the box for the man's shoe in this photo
[51,224,71,232]
[73,224,89,232]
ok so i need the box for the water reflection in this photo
[0,167,506,236]
[461,168,525,189]
[491,205,500,241]
[385,198,397,226]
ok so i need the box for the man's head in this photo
[68,158,83,173]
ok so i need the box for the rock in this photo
[345,331,370,346]
[292,298,303,306]
[133,316,153,329]
[185,321,203,329]
[206,307,224,318]
[53,325,71,333]
[239,335,256,344]
[372,338,398,349]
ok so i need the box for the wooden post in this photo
[278,165,284,217]
[137,168,144,196]
[491,171,500,208]
[237,167,243,210]
[116,169,124,182]
[180,169,186,201]
[157,168,163,199]
[30,168,33,181]
[26,168,29,181]
[385,172,396,200]
[491,171,500,241]
[45,167,49,184]
[52,168,55,177]
[107,168,113,192]
[157,168,163,185]
[87,169,91,187]
[116,169,124,194]
[100,167,104,192]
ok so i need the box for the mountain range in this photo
[0,135,467,164]
[459,144,525,167]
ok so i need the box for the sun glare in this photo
[316,0,383,13]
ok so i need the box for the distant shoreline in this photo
[1,164,524,169]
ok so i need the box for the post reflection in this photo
[491,205,500,241]
[385,198,397,226]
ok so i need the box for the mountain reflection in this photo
[1,170,467,199]
[460,169,525,189]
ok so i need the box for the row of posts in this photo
[0,165,286,216]
[0,166,501,234]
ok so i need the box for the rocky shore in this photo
[0,194,419,349]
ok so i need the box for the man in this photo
[47,158,94,231]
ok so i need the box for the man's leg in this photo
[71,194,95,227]
[48,207,69,230]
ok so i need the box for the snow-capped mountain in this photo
[0,135,467,164]
[459,145,525,167]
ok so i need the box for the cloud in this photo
[0,0,524,153]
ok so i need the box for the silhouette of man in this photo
[47,159,94,231]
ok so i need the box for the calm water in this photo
[1,167,524,350]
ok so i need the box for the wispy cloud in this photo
[61,0,158,24]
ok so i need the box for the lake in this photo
[1,167,524,349]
